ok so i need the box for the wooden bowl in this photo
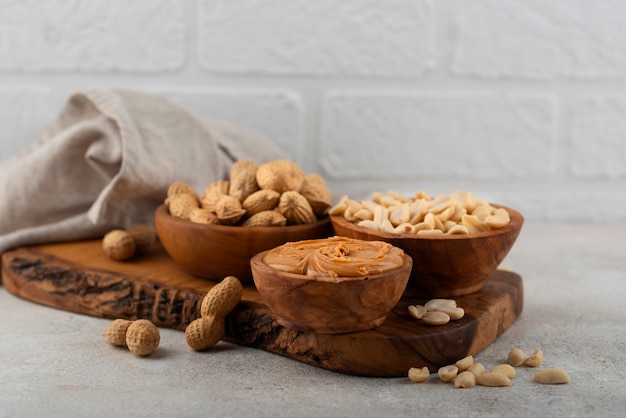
[154,205,333,283]
[330,205,524,298]
[250,247,413,334]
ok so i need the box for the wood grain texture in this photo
[1,240,523,377]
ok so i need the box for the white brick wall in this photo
[1,0,625,221]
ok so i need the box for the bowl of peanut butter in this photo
[250,236,412,334]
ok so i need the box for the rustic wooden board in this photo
[1,240,523,377]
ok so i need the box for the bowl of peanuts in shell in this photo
[155,159,334,283]
[329,190,523,297]
[250,236,413,334]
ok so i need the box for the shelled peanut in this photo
[329,189,510,236]
[407,347,570,387]
[165,159,333,227]
[408,298,465,326]
[185,276,243,351]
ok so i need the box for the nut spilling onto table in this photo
[329,189,511,236]
[165,159,333,227]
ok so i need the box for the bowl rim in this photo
[250,249,413,284]
[155,204,331,232]
[330,203,523,241]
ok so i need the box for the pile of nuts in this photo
[329,189,511,236]
[166,159,333,227]
[408,298,465,326]
[408,348,570,387]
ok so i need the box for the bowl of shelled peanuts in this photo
[155,159,334,283]
[250,236,413,334]
[329,190,524,297]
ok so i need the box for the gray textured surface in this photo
[1,221,625,418]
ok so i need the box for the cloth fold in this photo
[0,89,286,254]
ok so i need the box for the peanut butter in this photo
[262,236,405,278]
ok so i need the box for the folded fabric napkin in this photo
[0,89,286,254]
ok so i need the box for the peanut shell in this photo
[256,159,305,194]
[102,230,135,261]
[125,319,160,357]
[126,224,157,254]
[228,159,259,202]
[215,195,245,225]
[185,316,225,351]
[278,191,317,225]
[102,319,133,347]
[200,276,243,319]
[242,189,281,216]
[167,181,199,201]
[241,210,287,227]
[189,207,219,225]
[200,180,230,211]
[167,193,199,220]
[300,173,333,217]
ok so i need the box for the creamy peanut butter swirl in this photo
[262,236,405,278]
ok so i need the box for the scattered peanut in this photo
[454,371,477,388]
[525,348,544,367]
[442,307,465,320]
[126,224,157,254]
[408,367,430,383]
[102,224,158,261]
[102,319,132,347]
[532,368,570,385]
[200,276,244,319]
[125,319,160,357]
[185,316,225,351]
[186,276,243,351]
[421,311,450,326]
[424,299,456,311]
[330,189,511,236]
[408,298,465,326]
[408,347,570,390]
[438,365,459,382]
[408,304,427,320]
[478,372,512,387]
[507,348,527,367]
[490,364,516,379]
[166,159,332,227]
[102,230,135,261]
[455,355,474,372]
[467,363,486,377]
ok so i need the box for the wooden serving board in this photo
[1,240,523,377]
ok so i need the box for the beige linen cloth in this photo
[0,89,286,254]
